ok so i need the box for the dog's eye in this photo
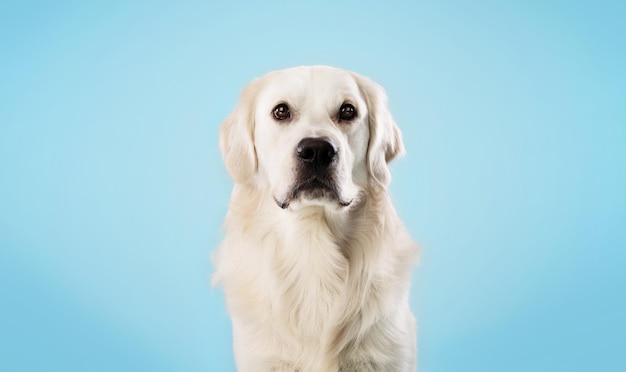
[272,103,291,121]
[339,103,357,121]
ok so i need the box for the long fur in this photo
[213,66,419,371]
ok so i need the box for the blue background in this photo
[1,1,624,371]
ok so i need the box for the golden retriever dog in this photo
[213,66,419,371]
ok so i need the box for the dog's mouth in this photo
[298,179,332,193]
[275,177,352,209]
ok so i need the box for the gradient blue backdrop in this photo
[1,1,624,371]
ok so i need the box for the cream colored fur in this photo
[213,66,419,371]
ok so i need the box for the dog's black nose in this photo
[296,137,337,169]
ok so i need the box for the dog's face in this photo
[220,66,404,211]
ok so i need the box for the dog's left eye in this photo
[339,103,357,121]
[272,103,291,121]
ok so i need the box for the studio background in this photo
[1,1,624,371]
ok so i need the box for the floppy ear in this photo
[354,73,405,187]
[219,80,260,183]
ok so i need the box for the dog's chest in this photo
[270,221,350,337]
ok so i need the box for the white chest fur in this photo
[214,188,418,371]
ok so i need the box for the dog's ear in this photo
[353,73,405,187]
[219,79,261,183]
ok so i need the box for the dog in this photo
[213,66,419,371]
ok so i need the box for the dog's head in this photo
[220,66,404,211]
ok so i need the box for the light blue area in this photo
[0,1,624,371]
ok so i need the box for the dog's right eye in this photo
[272,103,291,121]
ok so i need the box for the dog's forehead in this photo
[256,68,364,108]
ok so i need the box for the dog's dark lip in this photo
[275,178,352,209]
[275,197,289,209]
[275,196,352,209]
[339,199,352,207]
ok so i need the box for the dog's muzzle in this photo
[295,137,338,194]
[274,137,352,209]
[296,137,337,198]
